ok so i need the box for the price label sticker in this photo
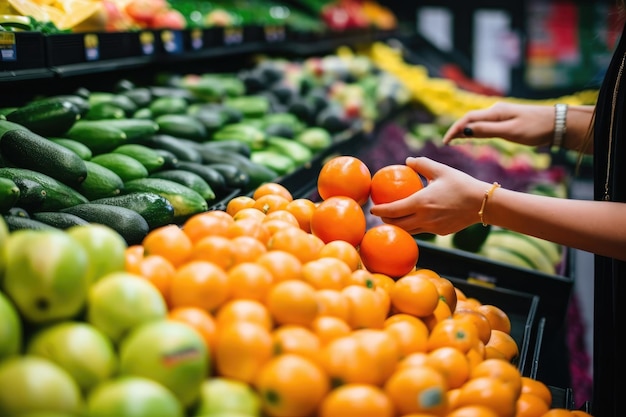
[0,32,17,61]
[161,30,183,54]
[84,34,99,61]
[190,28,203,50]
[223,27,243,45]
[140,31,155,55]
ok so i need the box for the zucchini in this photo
[200,139,251,157]
[66,120,128,155]
[194,148,277,190]
[31,211,90,229]
[103,119,160,142]
[6,98,81,136]
[149,96,188,118]
[50,138,93,160]
[41,95,90,117]
[91,192,175,230]
[174,161,227,193]
[120,88,153,108]
[77,161,124,200]
[141,134,203,163]
[6,177,47,212]
[205,163,249,189]
[83,101,126,120]
[155,114,208,141]
[149,169,216,202]
[112,144,165,174]
[123,178,208,223]
[61,203,149,245]
[3,215,58,232]
[0,128,88,187]
[152,149,180,169]
[90,153,149,182]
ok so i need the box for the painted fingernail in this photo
[463,127,474,136]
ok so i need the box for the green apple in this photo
[119,320,209,408]
[193,377,261,417]
[87,376,184,417]
[27,321,117,392]
[0,291,21,361]
[2,229,89,323]
[0,356,83,416]
[67,223,127,284]
[86,271,167,343]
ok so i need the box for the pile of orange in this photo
[124,156,592,417]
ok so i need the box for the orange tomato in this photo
[253,194,291,214]
[271,325,321,363]
[302,257,352,290]
[253,182,293,202]
[168,306,217,354]
[455,376,517,417]
[188,235,235,270]
[475,304,511,334]
[396,351,429,370]
[319,383,394,417]
[310,196,366,247]
[263,209,300,227]
[319,335,379,386]
[453,308,492,345]
[126,253,175,307]
[285,198,316,233]
[421,298,453,332]
[215,321,273,383]
[310,316,352,345]
[142,224,192,267]
[255,353,329,417]
[371,272,396,295]
[370,164,423,205]
[182,210,234,243]
[342,285,388,329]
[351,329,400,386]
[520,376,552,406]
[383,365,448,416]
[390,274,439,317]
[262,219,299,236]
[226,217,271,244]
[418,272,457,312]
[427,317,479,353]
[266,280,319,327]
[515,393,550,417]
[227,262,274,302]
[470,358,522,399]
[426,346,471,389]
[384,318,429,357]
[485,329,519,363]
[318,240,361,272]
[360,224,419,278]
[214,299,273,331]
[446,405,499,417]
[232,206,266,222]
[124,244,145,271]
[226,195,256,217]
[169,260,230,312]
[317,155,372,206]
[255,250,303,282]
[345,269,377,289]
[230,235,267,265]
[267,227,322,263]
[315,289,350,322]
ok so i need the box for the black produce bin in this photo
[0,31,47,73]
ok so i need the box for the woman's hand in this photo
[369,157,491,235]
[442,102,555,147]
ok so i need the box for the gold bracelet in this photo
[478,182,501,226]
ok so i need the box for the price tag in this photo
[264,25,285,43]
[84,34,99,61]
[0,32,16,61]
[161,30,183,54]
[190,28,203,50]
[140,31,155,55]
[223,27,243,45]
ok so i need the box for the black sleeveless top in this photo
[590,20,626,416]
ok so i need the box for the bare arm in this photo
[442,102,595,154]
[370,157,626,261]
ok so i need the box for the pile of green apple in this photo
[0,218,260,417]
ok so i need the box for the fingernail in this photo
[463,127,474,136]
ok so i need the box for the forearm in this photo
[484,187,626,260]
[561,105,595,153]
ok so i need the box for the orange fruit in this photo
[485,329,519,362]
[384,313,427,327]
[168,306,217,354]
[421,298,453,332]
[427,317,479,353]
[317,155,372,206]
[515,393,550,417]
[230,235,267,264]
[345,269,377,288]
[169,260,230,312]
[318,240,361,272]
[319,383,394,417]
[226,217,271,244]
[540,410,576,417]
[126,253,175,306]
[255,250,303,282]
[418,272,457,312]
[475,304,511,334]
[285,198,316,233]
[310,196,366,246]
[466,341,486,371]
[263,209,300,227]
[315,289,350,322]
[268,227,322,263]
[142,224,192,267]
[182,211,234,243]
[341,285,388,329]
[266,280,319,327]
[446,405,499,417]
[453,308,492,345]
[262,219,299,236]
[253,194,291,214]
[227,262,274,302]
[520,376,552,406]
[319,335,378,386]
[253,182,293,202]
[360,224,419,278]
[455,376,517,417]
[426,346,471,389]
[311,316,352,345]
[188,235,235,270]
[396,351,429,370]
[302,257,352,290]
[124,244,145,271]
[470,358,522,399]
[371,273,395,294]
[370,164,423,205]
[570,411,594,417]
[255,353,329,417]
[226,195,256,217]
[214,299,273,331]
[390,274,439,317]
[271,325,321,362]
[383,318,429,357]
[215,321,273,383]
[383,365,448,416]
[351,329,400,385]
[232,206,266,222]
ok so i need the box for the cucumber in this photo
[88,93,137,116]
[133,108,153,119]
[0,128,88,187]
[3,215,58,232]
[6,177,47,212]
[83,101,126,120]
[153,149,180,169]
[149,96,188,118]
[266,136,313,165]
[112,144,165,174]
[205,163,249,189]
[295,127,333,152]
[91,192,175,230]
[250,150,296,176]
[90,153,149,182]
[66,120,128,155]
[104,119,160,142]
[0,120,28,137]
[6,207,30,218]
[212,123,267,150]
[40,95,90,117]
[149,169,216,202]
[6,98,81,136]
[141,135,204,163]
[61,203,150,245]
[78,161,124,200]
[200,139,251,157]
[0,168,89,211]
[155,114,208,141]
[120,88,153,108]
[174,161,227,193]
[50,138,93,160]
[31,211,90,229]
[0,177,20,213]
[123,178,208,223]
